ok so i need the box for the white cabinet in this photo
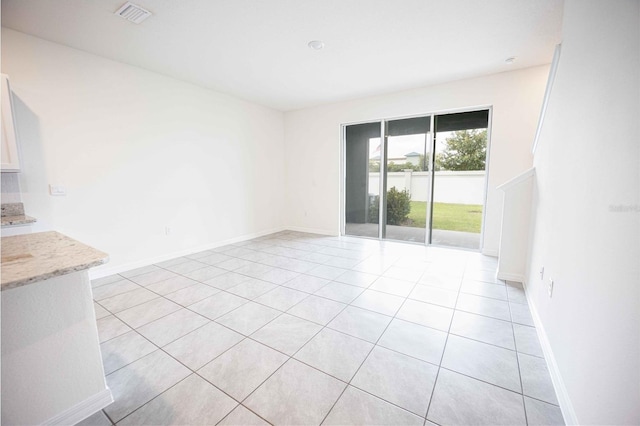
[1,74,20,171]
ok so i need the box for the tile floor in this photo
[80,231,565,426]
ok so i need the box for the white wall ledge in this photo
[497,167,535,191]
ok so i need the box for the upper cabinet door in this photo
[1,74,20,172]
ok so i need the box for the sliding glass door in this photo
[344,109,489,250]
[432,111,489,250]
[383,116,432,243]
[344,122,381,238]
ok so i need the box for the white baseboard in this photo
[496,271,525,282]
[285,226,339,236]
[482,248,499,257]
[43,387,113,426]
[90,226,286,279]
[524,279,579,425]
[90,225,345,280]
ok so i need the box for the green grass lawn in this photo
[407,201,482,233]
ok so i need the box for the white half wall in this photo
[1,29,285,273]
[283,66,549,253]
[1,272,111,425]
[525,0,640,424]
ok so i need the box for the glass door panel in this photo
[345,122,381,238]
[383,116,432,243]
[432,110,489,249]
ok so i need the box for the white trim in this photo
[482,248,499,257]
[379,120,387,240]
[339,124,347,236]
[89,226,286,279]
[42,387,113,426]
[339,104,493,127]
[532,44,562,154]
[497,167,535,191]
[496,271,524,282]
[285,226,339,236]
[1,74,21,171]
[525,280,579,425]
[475,106,494,252]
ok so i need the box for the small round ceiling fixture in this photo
[308,40,325,50]
[505,57,517,64]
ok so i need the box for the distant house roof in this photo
[405,152,421,157]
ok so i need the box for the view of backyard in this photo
[368,192,483,234]
[407,201,483,233]
[381,128,487,236]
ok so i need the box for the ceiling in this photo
[1,0,564,111]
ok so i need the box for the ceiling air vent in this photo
[114,2,152,24]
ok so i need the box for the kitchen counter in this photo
[1,231,113,425]
[1,231,108,291]
[1,214,37,226]
[1,202,37,234]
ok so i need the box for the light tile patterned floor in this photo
[81,231,565,426]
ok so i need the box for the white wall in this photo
[1,29,285,275]
[525,1,640,424]
[284,66,549,253]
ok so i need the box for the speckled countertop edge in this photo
[1,215,37,226]
[1,231,109,291]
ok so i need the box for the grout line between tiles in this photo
[423,266,461,424]
[101,408,116,425]
[110,321,264,424]
[319,263,427,424]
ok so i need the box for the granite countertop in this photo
[1,202,37,227]
[1,231,109,291]
[1,214,37,226]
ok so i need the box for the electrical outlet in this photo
[49,184,67,196]
[548,278,554,297]
[164,226,171,236]
[539,266,544,280]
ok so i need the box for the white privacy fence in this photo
[368,171,486,205]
